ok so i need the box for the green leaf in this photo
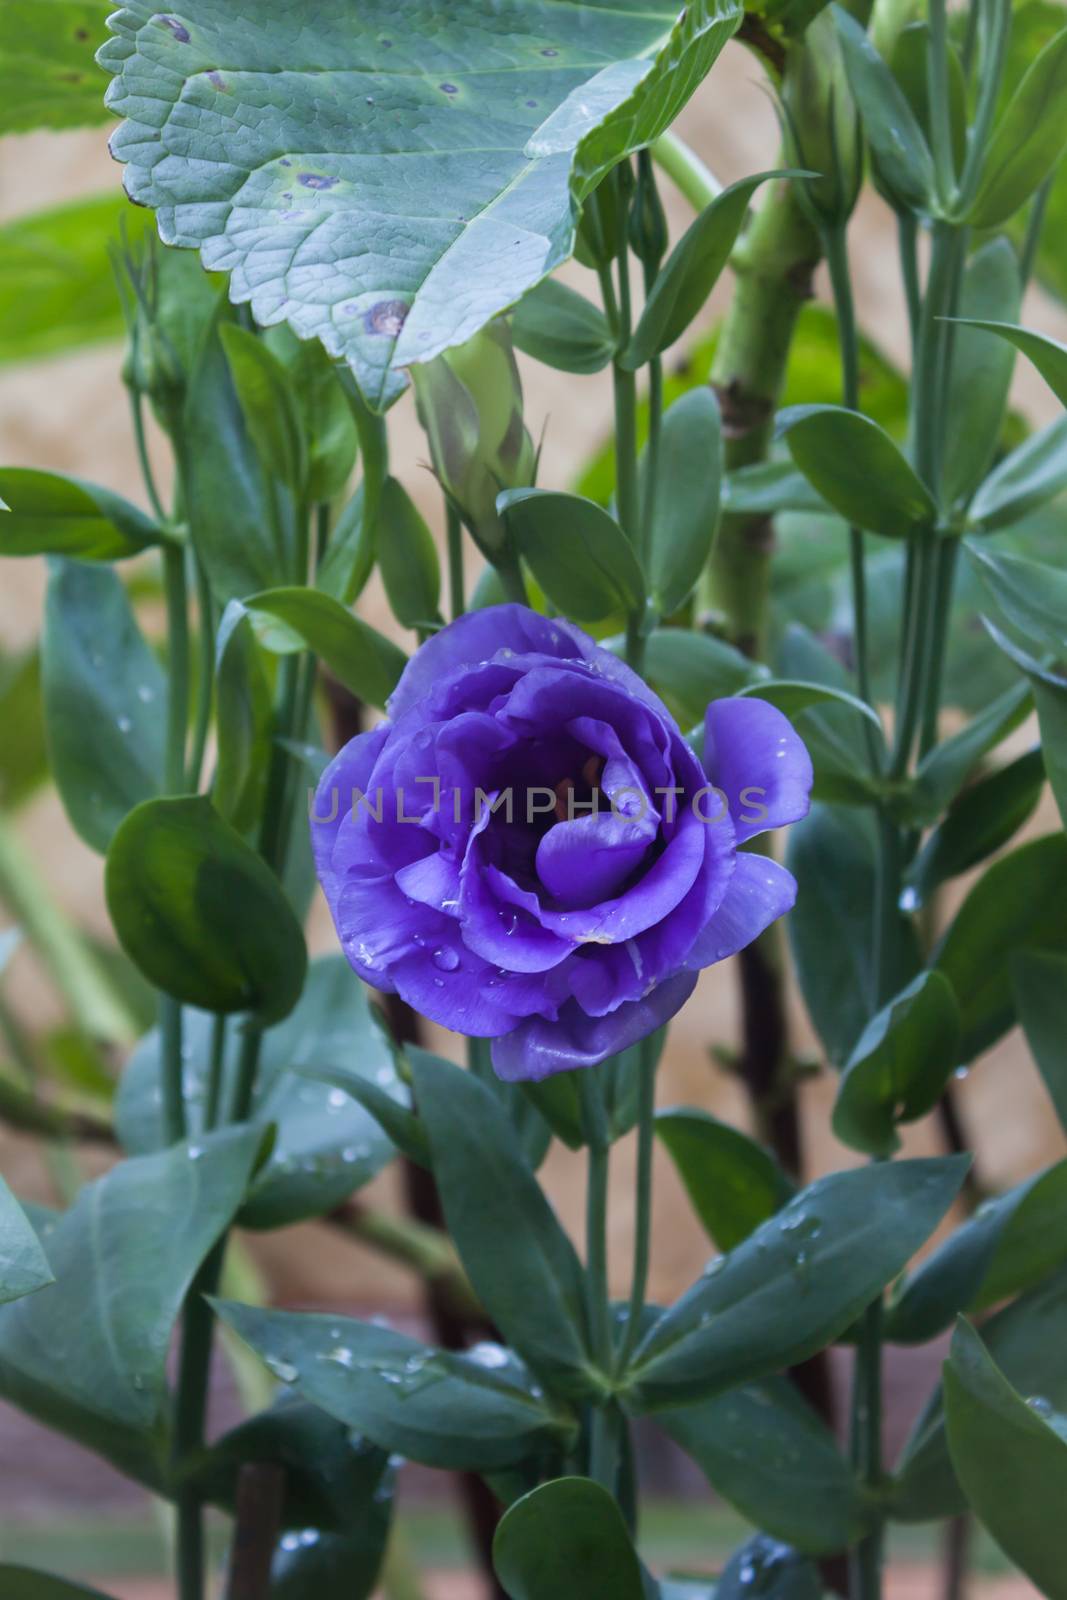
[246,588,405,709]
[639,629,764,726]
[42,560,165,854]
[409,1052,592,1395]
[219,323,306,493]
[0,1128,261,1485]
[493,1477,644,1600]
[934,833,1067,1061]
[623,172,783,368]
[832,972,961,1159]
[511,279,615,376]
[0,1,111,134]
[262,324,359,503]
[981,620,1067,827]
[0,1574,116,1600]
[645,389,722,617]
[316,486,373,607]
[378,478,442,632]
[625,1157,967,1410]
[894,1261,1067,1523]
[212,602,273,834]
[903,747,1046,908]
[0,1177,53,1306]
[966,540,1067,654]
[968,25,1067,229]
[717,1536,821,1600]
[835,5,935,211]
[943,240,1022,507]
[788,803,919,1065]
[1014,951,1067,1135]
[116,958,400,1228]
[190,1391,392,1538]
[271,1499,393,1600]
[181,309,289,603]
[771,626,882,806]
[945,1320,1067,1597]
[887,1159,1067,1344]
[310,1051,430,1171]
[888,23,967,179]
[0,470,160,560]
[655,1109,795,1253]
[721,460,831,517]
[909,676,1033,822]
[953,318,1067,409]
[0,194,154,367]
[970,415,1067,532]
[466,1037,553,1169]
[739,678,886,737]
[105,795,307,1024]
[499,489,645,623]
[662,1377,870,1554]
[778,404,937,539]
[101,0,743,407]
[218,1302,575,1472]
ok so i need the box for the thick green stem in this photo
[696,179,821,651]
[850,1293,885,1600]
[651,131,721,212]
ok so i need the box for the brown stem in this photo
[224,1462,286,1600]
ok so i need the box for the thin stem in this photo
[159,995,187,1145]
[128,389,168,525]
[926,0,957,208]
[650,131,722,212]
[580,1075,613,1373]
[229,1023,265,1124]
[617,1039,656,1371]
[174,1240,227,1600]
[898,216,921,360]
[203,1015,228,1132]
[849,1293,885,1600]
[958,0,1012,208]
[1021,176,1053,289]
[446,501,466,620]
[162,544,190,794]
[188,553,216,791]
[824,225,879,772]
[918,538,960,759]
[641,357,663,563]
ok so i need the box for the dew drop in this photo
[432,945,459,972]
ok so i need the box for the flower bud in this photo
[781,13,863,231]
[412,319,536,558]
[628,151,669,275]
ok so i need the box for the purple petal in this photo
[310,723,389,903]
[491,970,698,1081]
[704,697,813,845]
[387,605,595,720]
[685,853,797,969]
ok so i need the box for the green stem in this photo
[228,1021,265,1124]
[187,553,215,790]
[617,1039,656,1371]
[850,1293,885,1600]
[824,224,879,772]
[174,1240,226,1600]
[162,544,190,794]
[957,0,1012,208]
[898,216,921,359]
[446,501,466,620]
[918,539,960,758]
[580,1075,613,1377]
[203,1015,228,1131]
[128,389,168,526]
[650,131,722,212]
[926,0,957,208]
[1020,175,1053,289]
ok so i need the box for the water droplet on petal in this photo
[432,946,459,972]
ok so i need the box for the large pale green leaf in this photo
[99,0,743,407]
[0,1177,53,1307]
[0,1,112,134]
[0,1128,261,1486]
[116,958,401,1228]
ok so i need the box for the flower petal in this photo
[387,605,595,719]
[491,970,698,1081]
[704,697,813,845]
[684,853,797,970]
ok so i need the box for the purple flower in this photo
[311,606,812,1081]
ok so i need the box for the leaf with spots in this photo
[98,0,743,408]
[0,1,112,134]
